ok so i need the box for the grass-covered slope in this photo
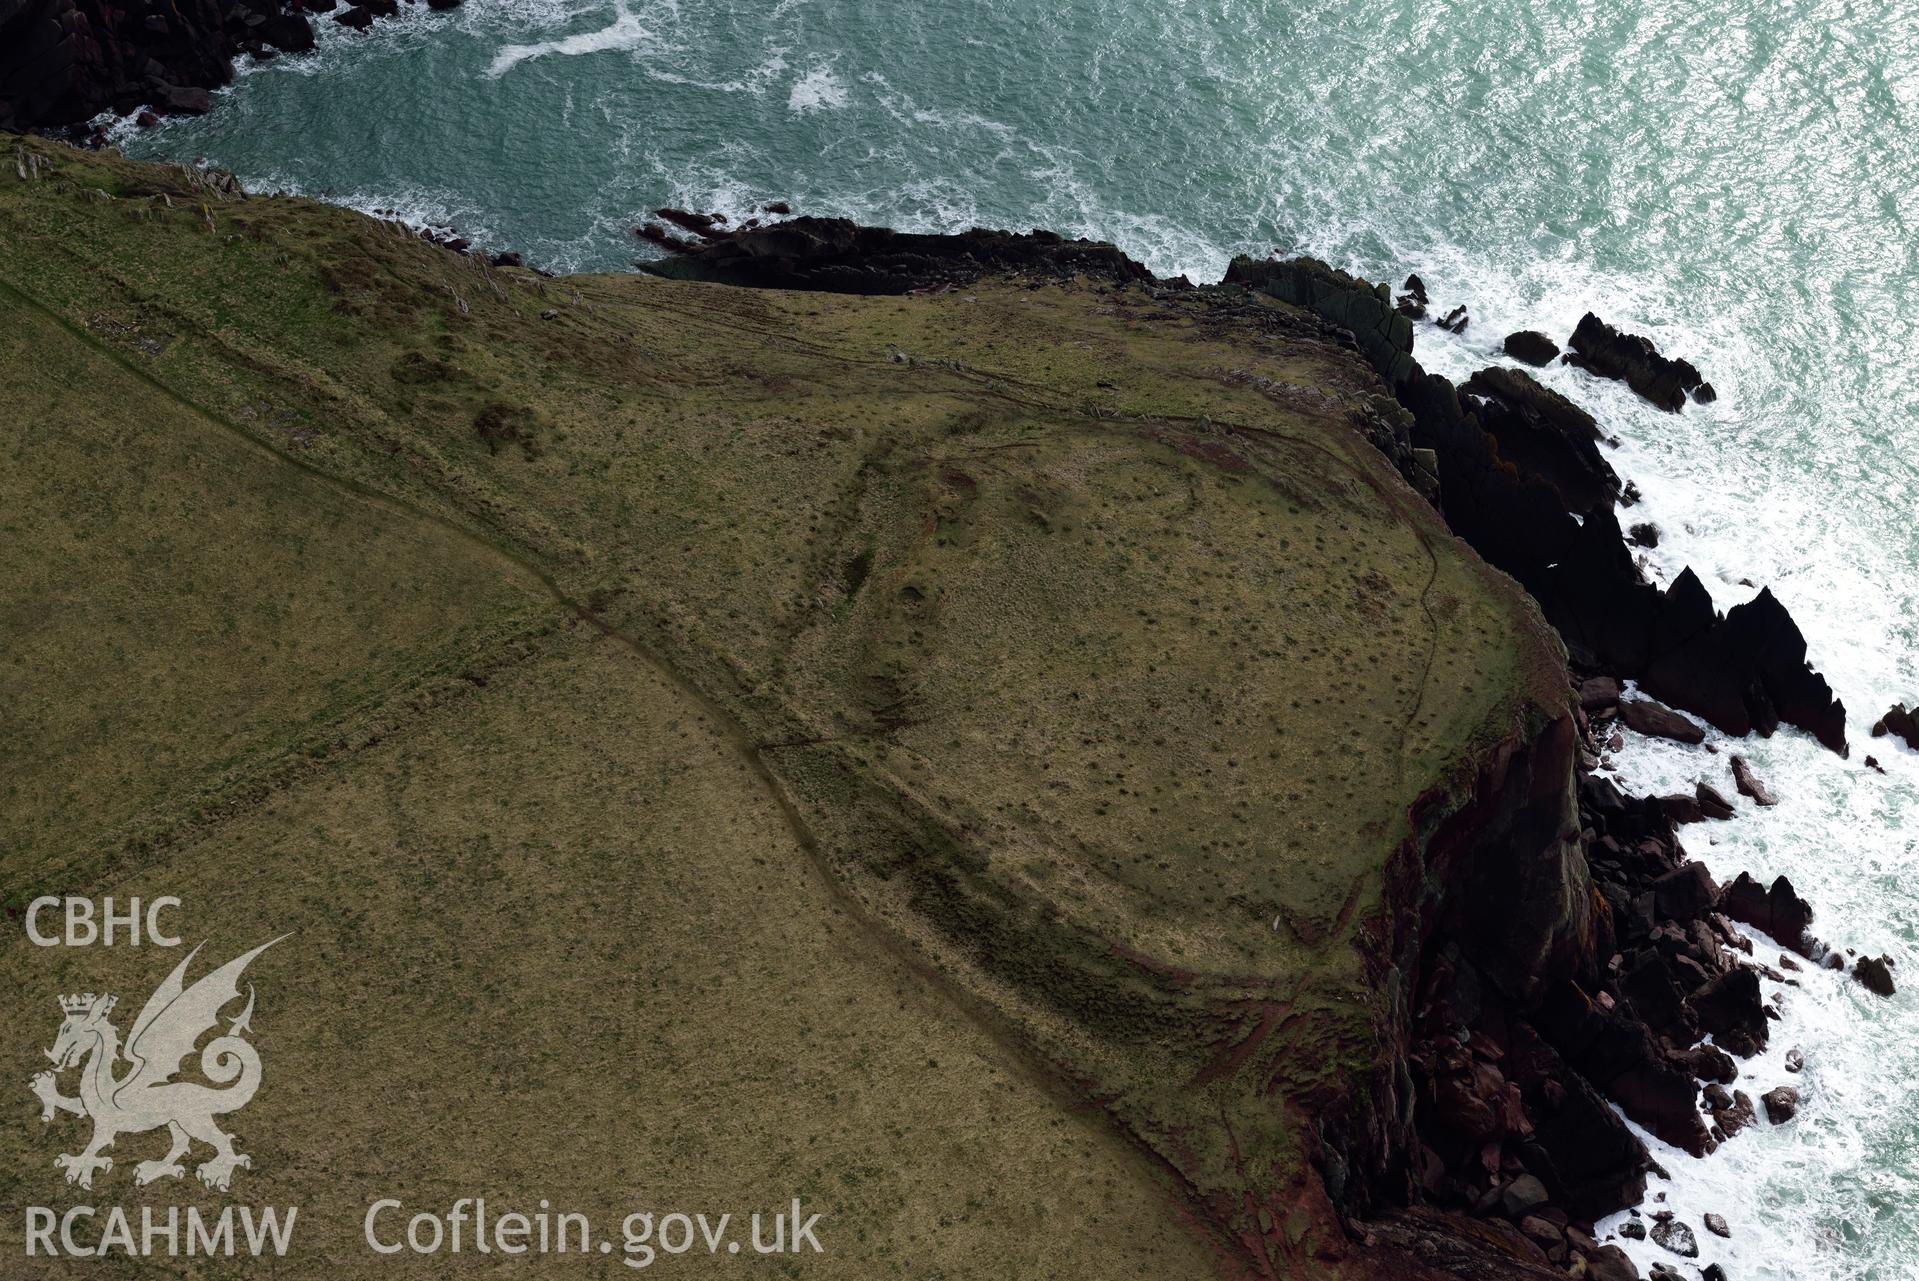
[0,138,1566,1278]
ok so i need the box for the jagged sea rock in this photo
[1873,702,1919,749]
[1564,312,1709,412]
[1641,584,1848,754]
[1505,330,1561,366]
[1181,259,1853,753]
[1620,696,1707,744]
[1854,954,1896,997]
[1395,272,1428,318]
[1731,755,1777,805]
[1718,872,1814,955]
[1695,781,1735,820]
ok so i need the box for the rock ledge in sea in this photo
[1564,312,1715,411]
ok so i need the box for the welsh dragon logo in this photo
[29,938,285,1192]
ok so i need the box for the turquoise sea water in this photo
[120,3,1919,1277]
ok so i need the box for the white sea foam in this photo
[487,1,658,79]
[787,65,849,114]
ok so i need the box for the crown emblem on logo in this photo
[58,993,112,1015]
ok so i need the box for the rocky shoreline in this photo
[0,0,425,135]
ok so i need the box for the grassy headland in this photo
[0,138,1565,1278]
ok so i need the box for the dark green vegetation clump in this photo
[0,139,1565,1279]
[471,399,543,458]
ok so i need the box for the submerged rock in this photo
[1650,1216,1698,1258]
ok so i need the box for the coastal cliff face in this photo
[0,138,1818,1281]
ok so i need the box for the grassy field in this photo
[0,137,1565,1277]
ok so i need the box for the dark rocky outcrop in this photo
[1873,703,1919,750]
[1694,782,1735,820]
[1639,584,1848,753]
[1577,676,1621,711]
[641,216,1155,295]
[1563,312,1711,412]
[1393,679,1805,1277]
[1703,1084,1755,1139]
[1689,967,1768,1057]
[1854,954,1896,997]
[1619,697,1707,745]
[0,0,393,131]
[1504,330,1560,366]
[1224,256,1846,753]
[1395,273,1428,319]
[1717,872,1814,956]
[1761,1086,1800,1124]
[1731,755,1777,805]
[1459,366,1620,513]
